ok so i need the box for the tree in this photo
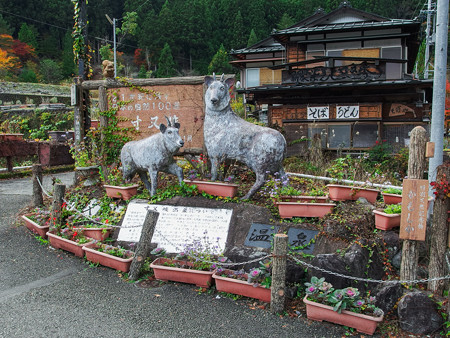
[231,10,247,50]
[155,42,177,78]
[39,59,63,84]
[61,31,75,78]
[18,23,38,49]
[11,40,35,64]
[247,29,258,47]
[0,14,12,35]
[208,44,233,75]
[99,44,114,61]
[277,13,295,30]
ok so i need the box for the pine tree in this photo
[277,13,295,30]
[208,44,233,75]
[0,14,12,35]
[247,29,259,47]
[231,10,246,50]
[18,23,38,49]
[156,42,177,78]
[61,31,75,78]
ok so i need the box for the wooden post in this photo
[73,77,84,144]
[32,164,43,207]
[128,210,159,281]
[428,163,450,294]
[400,126,428,281]
[271,233,288,314]
[51,184,66,229]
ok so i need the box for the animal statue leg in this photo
[138,171,151,192]
[148,169,158,196]
[242,172,267,200]
[168,162,183,185]
[210,157,219,181]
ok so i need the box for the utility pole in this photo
[423,0,435,79]
[105,14,117,78]
[428,0,449,189]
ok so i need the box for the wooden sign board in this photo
[108,83,205,152]
[117,201,232,253]
[399,179,429,241]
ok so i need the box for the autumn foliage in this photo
[0,34,35,74]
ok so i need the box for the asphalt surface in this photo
[0,171,345,338]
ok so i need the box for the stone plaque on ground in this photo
[244,223,280,248]
[117,201,232,253]
[287,228,319,254]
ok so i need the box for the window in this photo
[328,124,351,149]
[306,51,325,68]
[308,125,327,148]
[353,123,378,148]
[246,68,260,87]
[341,48,379,65]
[260,68,282,85]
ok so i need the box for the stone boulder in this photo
[310,241,384,292]
[397,291,443,335]
[373,283,404,315]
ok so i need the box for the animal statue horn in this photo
[165,115,172,127]
[203,74,287,200]
[121,116,184,196]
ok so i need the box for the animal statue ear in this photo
[160,123,167,133]
[204,76,214,87]
[220,73,225,82]
[174,122,180,129]
[225,77,235,88]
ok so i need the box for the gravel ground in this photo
[0,172,346,338]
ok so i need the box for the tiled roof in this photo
[230,44,284,55]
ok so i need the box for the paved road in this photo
[0,172,345,337]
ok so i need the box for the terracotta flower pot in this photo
[303,296,383,335]
[47,231,94,257]
[327,184,379,203]
[21,214,49,238]
[184,179,238,198]
[83,246,133,272]
[278,195,328,203]
[73,227,112,241]
[373,210,401,230]
[213,270,271,303]
[381,192,402,205]
[150,257,214,288]
[103,184,139,200]
[0,133,24,141]
[276,201,335,218]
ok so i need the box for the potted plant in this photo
[276,200,336,218]
[150,239,222,288]
[47,227,94,257]
[83,242,134,272]
[373,204,402,230]
[183,154,238,198]
[68,139,100,186]
[381,187,403,204]
[73,221,113,241]
[327,184,380,203]
[101,165,139,200]
[21,208,51,238]
[212,260,272,302]
[303,276,384,335]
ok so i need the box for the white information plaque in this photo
[117,202,232,253]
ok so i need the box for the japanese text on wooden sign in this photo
[336,105,359,119]
[307,106,329,120]
[117,202,232,253]
[399,179,429,241]
[108,84,205,150]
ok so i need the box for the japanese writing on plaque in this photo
[244,224,280,248]
[287,228,319,254]
[336,105,359,119]
[307,106,329,120]
[399,179,429,241]
[117,202,232,253]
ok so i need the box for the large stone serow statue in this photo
[204,74,287,200]
[121,117,184,196]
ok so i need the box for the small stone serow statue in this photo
[204,74,287,200]
[121,116,184,196]
[102,60,114,78]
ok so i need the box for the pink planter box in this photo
[381,192,402,204]
[213,270,271,303]
[279,195,328,203]
[373,210,401,230]
[73,227,112,241]
[83,246,133,272]
[22,214,49,238]
[150,257,214,288]
[276,202,335,218]
[304,296,383,335]
[47,232,94,257]
[184,180,238,198]
[103,184,139,200]
[327,184,380,203]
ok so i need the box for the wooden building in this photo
[230,2,432,156]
